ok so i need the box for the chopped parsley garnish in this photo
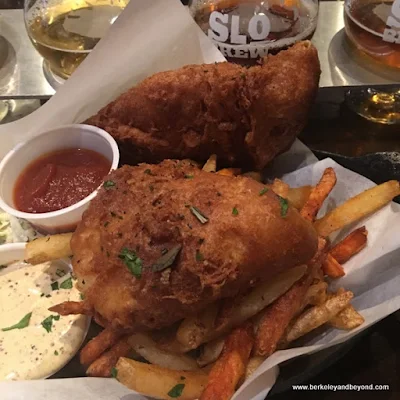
[111,367,118,378]
[103,180,116,190]
[240,72,246,78]
[232,207,239,216]
[119,248,142,278]
[279,196,289,218]
[144,169,154,175]
[168,383,185,398]
[2,312,32,331]
[152,245,182,272]
[195,250,204,262]
[104,221,109,227]
[51,282,59,291]
[41,314,60,333]
[60,277,73,290]
[259,187,269,196]
[80,293,85,300]
[54,350,59,356]
[110,211,117,217]
[190,206,209,224]
[184,174,194,179]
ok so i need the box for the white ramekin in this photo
[0,124,119,234]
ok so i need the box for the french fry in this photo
[329,305,365,330]
[322,254,345,278]
[202,154,217,173]
[271,178,289,198]
[284,291,354,343]
[253,273,312,356]
[197,337,225,367]
[212,265,307,341]
[216,168,242,176]
[301,168,337,222]
[245,356,265,380]
[86,337,132,377]
[241,171,263,182]
[303,280,328,306]
[25,233,73,264]
[315,180,400,237]
[330,226,368,264]
[49,300,92,316]
[80,326,122,366]
[287,186,313,210]
[128,333,199,371]
[200,323,254,400]
[116,358,208,400]
[176,303,220,350]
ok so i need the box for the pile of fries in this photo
[24,156,400,400]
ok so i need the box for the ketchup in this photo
[14,148,111,213]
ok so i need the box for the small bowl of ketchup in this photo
[0,124,119,234]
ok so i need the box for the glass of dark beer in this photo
[344,0,400,124]
[189,0,319,65]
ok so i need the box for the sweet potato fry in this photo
[271,178,289,198]
[284,291,354,343]
[200,323,254,400]
[216,168,242,176]
[287,186,313,210]
[322,254,345,278]
[329,305,365,330]
[253,273,312,356]
[301,167,337,222]
[202,154,217,173]
[315,180,400,237]
[48,301,93,315]
[80,326,123,366]
[330,226,368,264]
[86,337,132,377]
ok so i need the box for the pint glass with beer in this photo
[189,0,319,65]
[344,0,400,70]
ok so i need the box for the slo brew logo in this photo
[383,0,400,43]
[207,9,297,59]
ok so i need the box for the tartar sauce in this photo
[0,260,88,380]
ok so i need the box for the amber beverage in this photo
[344,0,400,70]
[190,0,319,65]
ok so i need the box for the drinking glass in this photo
[24,0,129,81]
[189,0,319,65]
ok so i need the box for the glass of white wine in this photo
[24,0,129,83]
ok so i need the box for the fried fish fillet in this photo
[85,41,320,169]
[71,160,318,332]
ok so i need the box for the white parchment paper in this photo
[1,0,400,399]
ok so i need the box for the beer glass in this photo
[189,0,319,65]
[344,0,400,70]
[24,0,129,80]
[344,0,400,124]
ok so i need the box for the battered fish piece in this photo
[71,160,318,332]
[86,41,320,169]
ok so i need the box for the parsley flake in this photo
[279,196,289,218]
[259,187,269,196]
[60,277,72,290]
[184,174,194,179]
[51,282,59,291]
[103,180,116,190]
[41,314,60,333]
[2,312,32,331]
[195,250,204,262]
[144,169,154,175]
[168,383,185,398]
[119,248,142,278]
[111,367,118,378]
[232,207,239,216]
[54,350,59,356]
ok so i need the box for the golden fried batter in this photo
[71,160,318,332]
[85,41,320,169]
